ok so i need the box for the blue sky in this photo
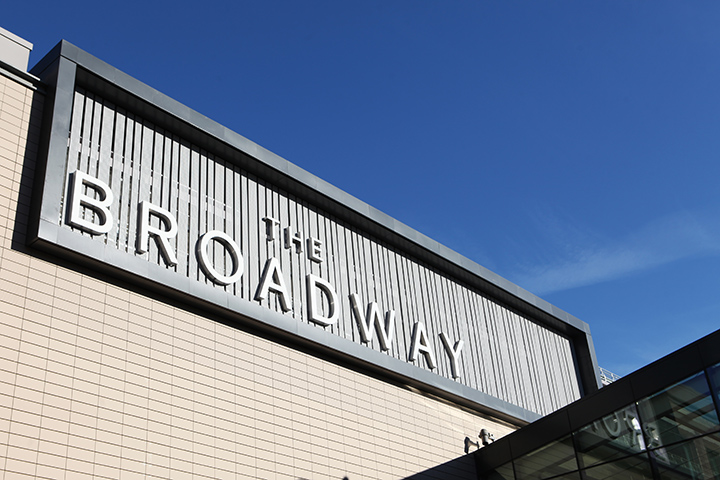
[5,1,720,377]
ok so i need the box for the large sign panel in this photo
[31,45,598,422]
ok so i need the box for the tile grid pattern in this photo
[0,73,516,479]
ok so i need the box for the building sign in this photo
[30,44,599,422]
[67,168,463,377]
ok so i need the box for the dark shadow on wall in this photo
[10,79,45,254]
[297,461,477,480]
[298,477,349,480]
[401,454,478,480]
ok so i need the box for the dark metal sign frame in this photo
[28,40,601,425]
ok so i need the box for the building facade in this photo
[0,28,600,479]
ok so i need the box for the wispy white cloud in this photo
[511,209,720,295]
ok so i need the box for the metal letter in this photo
[196,230,244,285]
[602,410,623,438]
[136,201,178,266]
[283,227,303,254]
[626,411,646,450]
[439,332,464,379]
[409,322,436,369]
[255,258,291,312]
[306,274,339,326]
[349,293,395,351]
[67,170,114,235]
[261,217,280,241]
[307,237,323,263]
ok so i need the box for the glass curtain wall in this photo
[484,362,720,480]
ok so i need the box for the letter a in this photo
[255,258,291,312]
[409,322,437,369]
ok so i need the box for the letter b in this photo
[67,170,114,235]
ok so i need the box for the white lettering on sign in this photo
[306,237,323,263]
[409,322,437,369]
[261,217,280,241]
[66,170,464,379]
[349,293,395,351]
[439,332,464,379]
[197,230,244,285]
[67,170,114,235]
[255,258,292,312]
[262,216,323,262]
[284,227,304,254]
[307,274,339,326]
[137,200,178,266]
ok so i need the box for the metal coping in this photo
[27,40,601,425]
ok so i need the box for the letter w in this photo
[349,293,395,351]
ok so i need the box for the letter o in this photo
[197,230,244,285]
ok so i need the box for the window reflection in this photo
[542,473,581,480]
[654,433,720,479]
[707,363,720,415]
[575,404,646,468]
[480,365,720,480]
[514,435,577,480]
[582,453,653,480]
[638,372,719,449]
[485,463,515,480]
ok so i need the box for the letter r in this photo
[137,201,178,266]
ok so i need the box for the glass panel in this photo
[582,453,653,480]
[655,432,720,479]
[514,435,578,480]
[575,403,646,468]
[707,363,720,415]
[543,473,581,480]
[638,372,719,448]
[484,463,515,480]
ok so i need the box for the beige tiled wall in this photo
[0,72,516,479]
